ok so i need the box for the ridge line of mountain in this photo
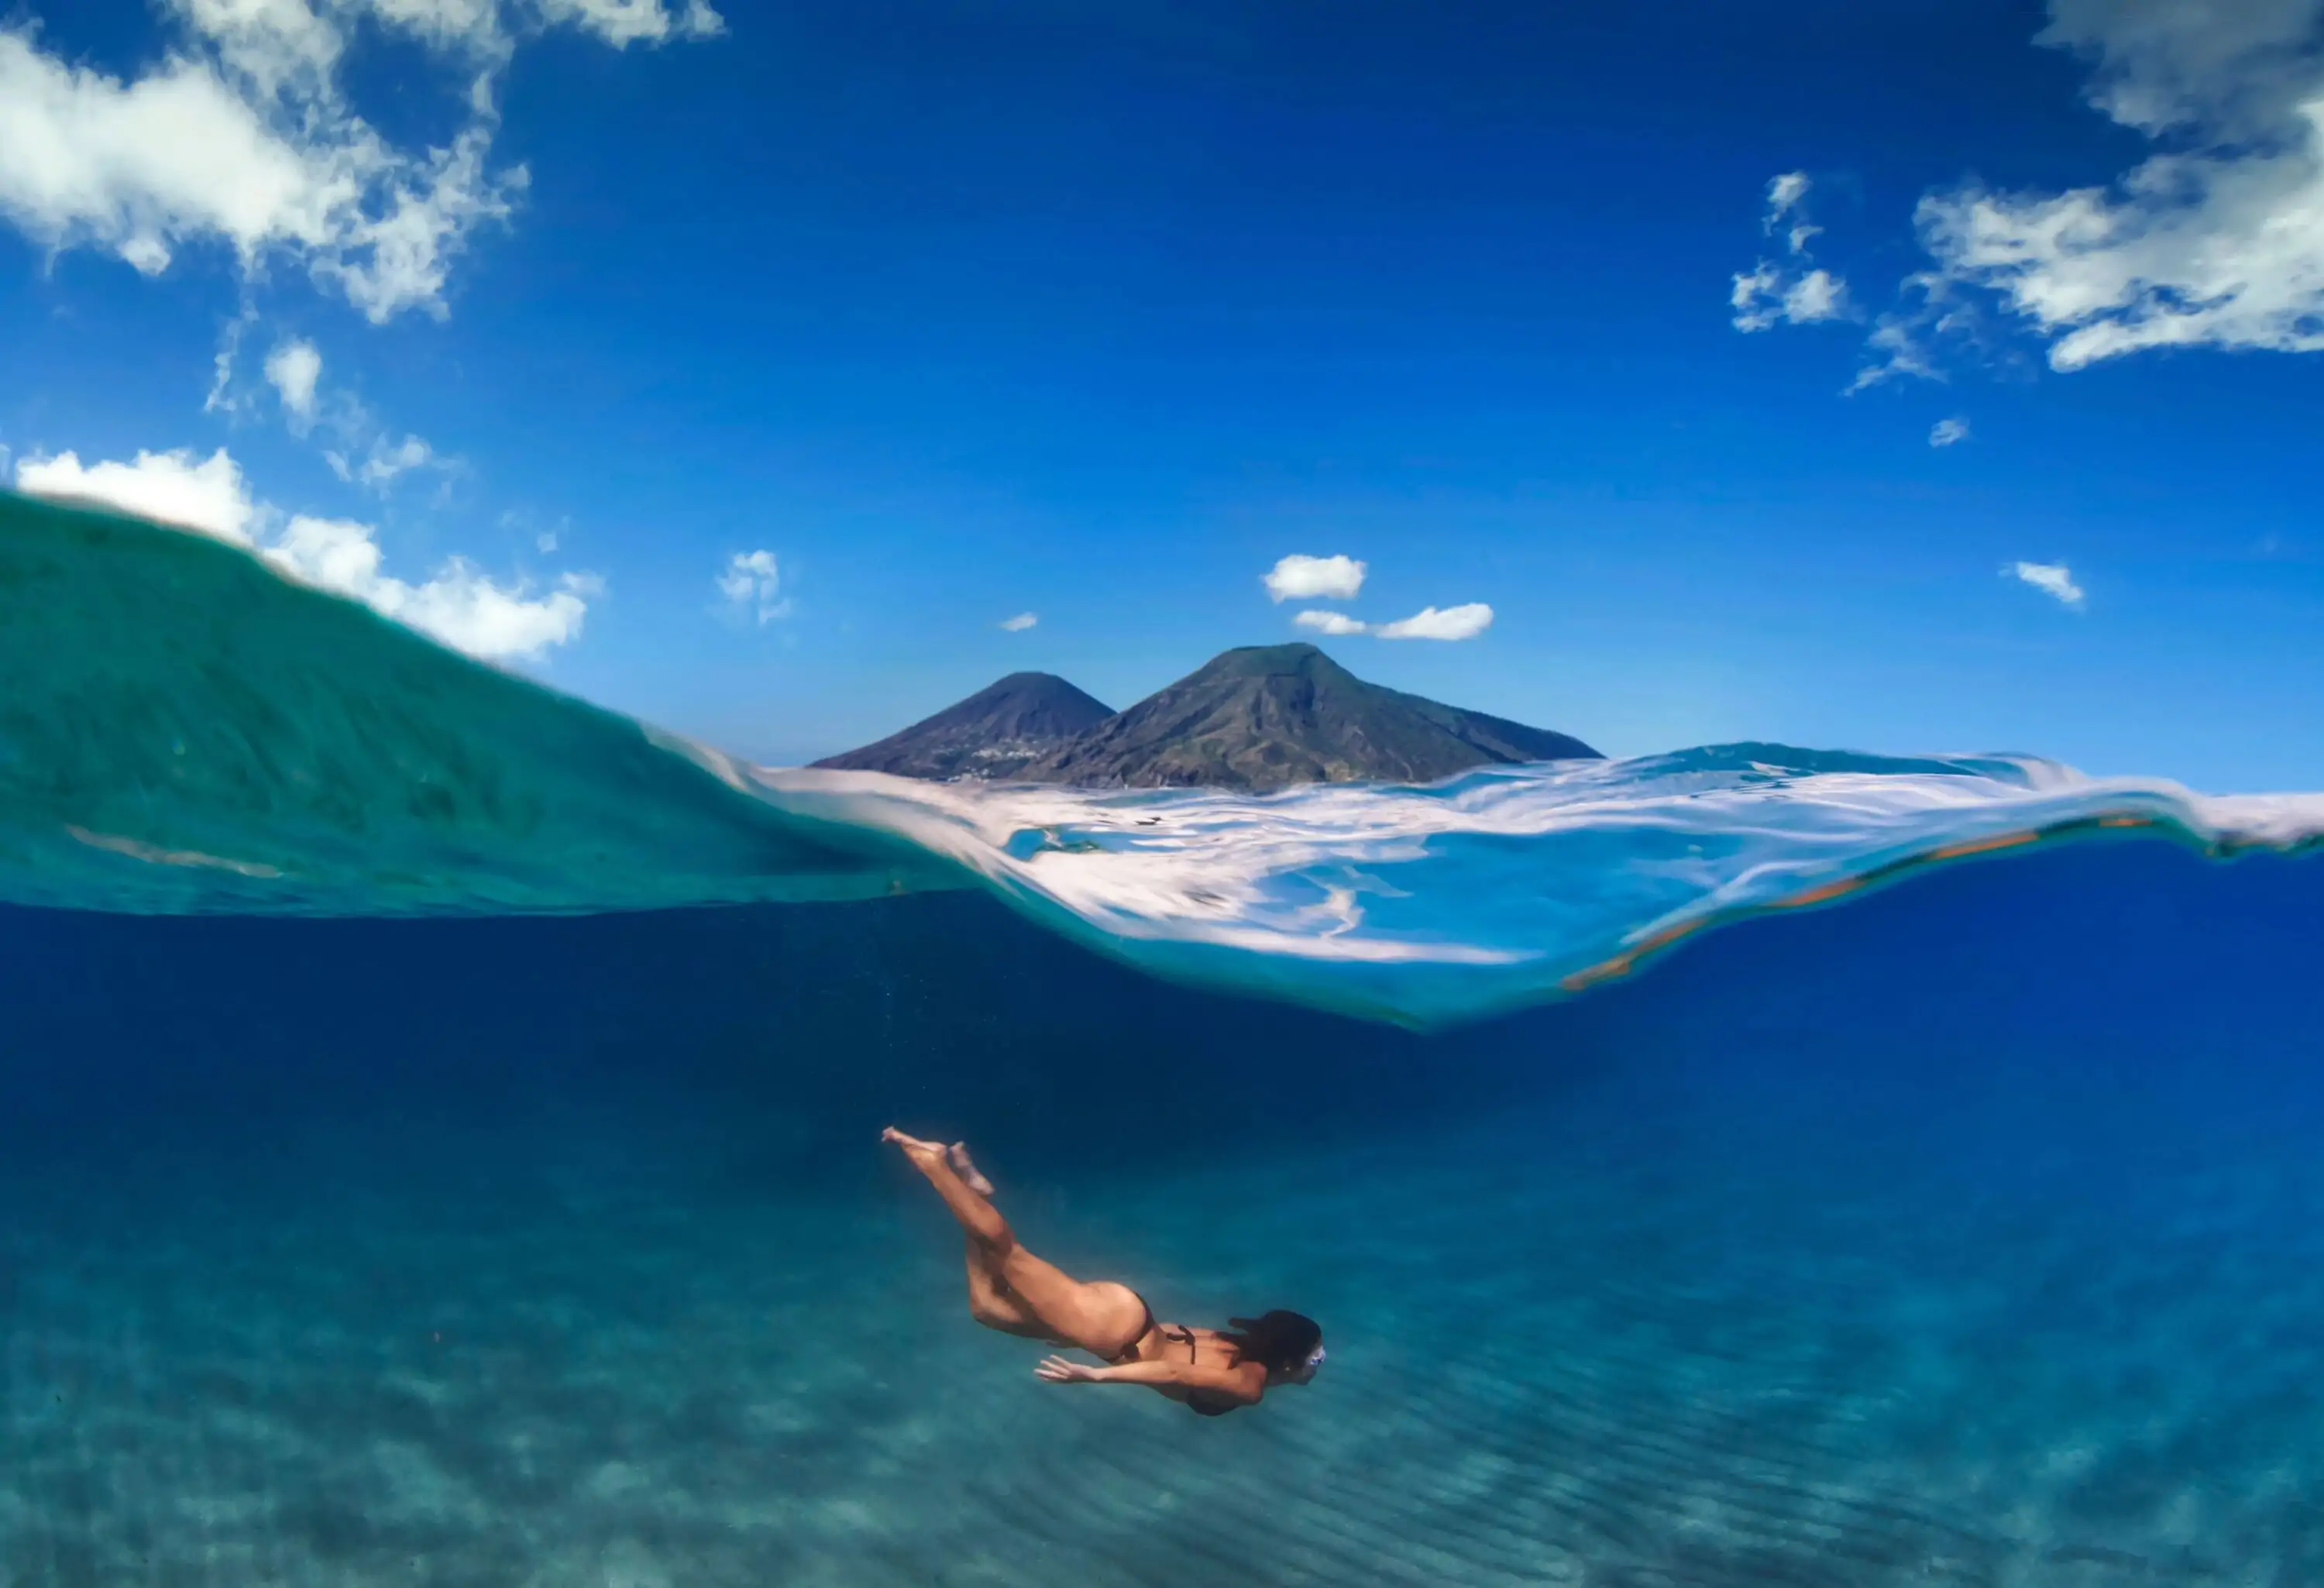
[811,642,1600,792]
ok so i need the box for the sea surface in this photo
[4,491,2323,1586]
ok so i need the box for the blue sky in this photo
[3,0,2320,789]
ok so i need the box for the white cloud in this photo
[998,611,1037,631]
[230,332,444,489]
[15,442,594,658]
[333,432,435,489]
[1731,174,1855,332]
[1374,602,1495,641]
[180,0,347,96]
[1929,416,1972,447]
[263,337,323,427]
[1766,170,1810,221]
[1748,265,1850,330]
[1856,2,2324,382]
[205,302,256,413]
[1729,264,1786,332]
[2006,560,2086,608]
[1291,609,1368,636]
[266,513,591,656]
[536,0,727,45]
[1263,552,1367,603]
[718,548,789,624]
[14,446,256,541]
[0,1,724,324]
[1766,174,1828,258]
[0,26,511,324]
[1845,277,1972,392]
[1783,268,1848,322]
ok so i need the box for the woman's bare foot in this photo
[948,1142,995,1197]
[885,1127,1013,1246]
[882,1126,948,1174]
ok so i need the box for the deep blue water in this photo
[6,836,2322,1585]
[6,493,2324,1584]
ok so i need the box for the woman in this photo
[882,1128,1325,1415]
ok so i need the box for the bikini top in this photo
[1123,1304,1247,1417]
[1167,1323,1242,1418]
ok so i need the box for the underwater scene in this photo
[6,493,2324,1587]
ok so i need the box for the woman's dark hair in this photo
[1222,1310,1322,1374]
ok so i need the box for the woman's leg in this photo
[947,1143,1049,1337]
[885,1128,1150,1357]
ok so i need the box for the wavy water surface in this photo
[5,490,2319,1026]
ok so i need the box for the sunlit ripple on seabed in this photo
[7,1085,2321,1588]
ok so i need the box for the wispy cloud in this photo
[540,1,726,46]
[2006,560,2086,608]
[497,508,571,554]
[1731,173,1854,332]
[205,304,257,414]
[263,337,325,428]
[15,445,596,658]
[1912,2,2324,373]
[214,327,448,493]
[1732,265,1851,332]
[717,549,789,624]
[263,339,324,430]
[1760,3,2324,389]
[1929,416,1971,448]
[998,611,1038,631]
[1263,553,1367,603]
[328,434,437,491]
[0,2,724,324]
[1374,602,1494,641]
[1767,171,1811,228]
[1291,603,1494,641]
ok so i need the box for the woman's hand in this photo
[1036,1355,1105,1384]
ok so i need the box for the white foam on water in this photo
[8,495,2322,1027]
[744,751,2324,1025]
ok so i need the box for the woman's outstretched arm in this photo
[1036,1355,1264,1403]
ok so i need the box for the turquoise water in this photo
[5,491,2324,1585]
[5,491,2317,1022]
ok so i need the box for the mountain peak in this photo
[1016,644,1597,792]
[1190,642,1347,680]
[816,642,1598,792]
[811,671,1113,780]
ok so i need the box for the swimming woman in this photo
[882,1127,1324,1415]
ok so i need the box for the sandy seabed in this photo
[5,1084,2321,1588]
